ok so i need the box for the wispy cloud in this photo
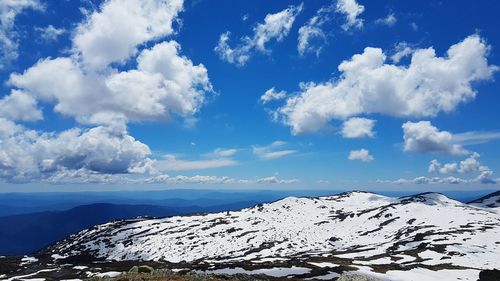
[253,141,297,160]
[156,154,238,171]
[215,3,303,66]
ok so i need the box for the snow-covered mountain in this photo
[43,191,500,280]
[469,191,500,209]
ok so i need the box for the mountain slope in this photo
[0,203,183,256]
[468,191,500,208]
[48,191,500,273]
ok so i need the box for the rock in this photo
[128,266,139,274]
[137,265,154,274]
[337,273,383,281]
[479,269,500,281]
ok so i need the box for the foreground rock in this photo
[337,273,382,281]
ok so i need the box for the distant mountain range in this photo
[0,189,494,216]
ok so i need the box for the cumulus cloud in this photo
[253,141,296,160]
[375,12,397,27]
[402,121,468,155]
[428,152,491,175]
[0,118,23,138]
[274,35,497,134]
[335,0,364,31]
[341,117,375,138]
[73,0,184,69]
[348,149,374,162]
[0,0,43,68]
[9,37,212,129]
[0,125,154,183]
[428,160,457,174]
[260,87,286,104]
[382,152,497,185]
[297,4,334,56]
[35,25,65,42]
[0,0,218,184]
[378,173,496,185]
[0,90,42,121]
[377,176,469,185]
[215,4,303,66]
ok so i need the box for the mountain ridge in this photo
[1,190,499,281]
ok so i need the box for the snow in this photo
[252,257,289,263]
[50,254,68,260]
[72,266,88,270]
[87,271,122,278]
[203,266,311,277]
[3,269,56,281]
[307,272,341,280]
[49,191,500,278]
[355,257,393,265]
[355,266,480,281]
[20,256,38,265]
[308,262,339,268]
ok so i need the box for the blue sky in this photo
[1,0,500,192]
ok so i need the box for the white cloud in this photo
[260,87,286,104]
[253,141,296,160]
[402,121,468,155]
[384,152,497,185]
[429,152,489,175]
[335,0,364,31]
[274,35,497,134]
[452,131,500,145]
[73,0,184,69]
[155,154,237,171]
[390,42,414,63]
[348,149,374,162]
[214,32,250,66]
[35,25,65,42]
[378,176,469,185]
[0,125,154,183]
[0,90,42,121]
[215,4,303,66]
[341,117,375,138]
[428,160,458,174]
[44,172,299,185]
[0,118,23,138]
[206,148,238,158]
[9,41,212,128]
[154,147,240,172]
[255,176,299,184]
[146,174,298,185]
[375,12,397,27]
[0,0,220,183]
[379,173,496,185]
[0,0,43,68]
[297,4,334,56]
